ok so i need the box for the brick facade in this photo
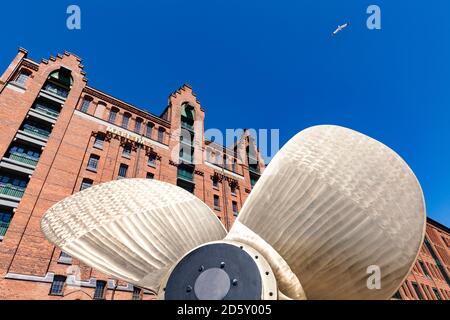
[0,48,448,300]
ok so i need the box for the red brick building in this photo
[395,218,450,300]
[0,48,448,300]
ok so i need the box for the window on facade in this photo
[232,201,238,216]
[93,134,104,149]
[146,123,154,138]
[148,153,157,167]
[43,69,72,98]
[392,291,402,300]
[87,155,100,172]
[132,287,142,300]
[58,251,72,264]
[433,288,442,300]
[122,113,131,129]
[122,144,132,158]
[108,108,119,123]
[214,195,220,210]
[177,179,195,193]
[16,70,30,86]
[212,177,219,189]
[146,172,154,179]
[80,178,93,191]
[118,164,128,178]
[157,128,165,143]
[419,261,431,279]
[0,209,13,238]
[8,144,41,165]
[80,98,91,113]
[49,275,66,296]
[412,282,423,300]
[94,280,106,300]
[181,103,195,131]
[134,118,143,134]
[231,184,237,195]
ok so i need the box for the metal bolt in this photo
[232,279,238,286]
[198,265,205,272]
[186,285,192,293]
[220,262,225,268]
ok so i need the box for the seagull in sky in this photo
[332,22,349,36]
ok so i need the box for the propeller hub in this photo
[159,241,277,300]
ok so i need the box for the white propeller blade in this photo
[226,125,426,300]
[41,179,227,292]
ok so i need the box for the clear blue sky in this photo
[1,1,449,226]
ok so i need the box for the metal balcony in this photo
[0,184,25,200]
[177,170,194,182]
[8,153,39,167]
[22,124,51,140]
[0,221,10,238]
[34,103,60,118]
[42,82,68,99]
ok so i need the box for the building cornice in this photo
[84,86,171,128]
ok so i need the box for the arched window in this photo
[181,103,195,131]
[146,122,154,138]
[134,118,143,134]
[108,107,119,123]
[122,112,131,129]
[43,68,73,98]
[157,127,165,143]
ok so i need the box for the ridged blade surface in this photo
[41,179,227,292]
[227,125,426,300]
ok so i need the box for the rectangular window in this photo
[148,153,156,167]
[214,195,220,211]
[212,177,219,189]
[146,172,154,179]
[232,201,238,216]
[93,134,104,149]
[134,120,142,134]
[122,144,131,158]
[231,184,237,195]
[94,280,106,300]
[58,251,72,264]
[80,99,90,113]
[419,261,431,279]
[0,210,13,238]
[108,109,118,123]
[87,155,100,172]
[49,275,66,296]
[122,114,130,129]
[433,288,442,300]
[16,72,29,85]
[412,282,423,300]
[158,128,165,143]
[118,164,128,178]
[132,287,142,300]
[146,123,153,138]
[80,179,93,191]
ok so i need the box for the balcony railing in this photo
[249,165,260,174]
[34,103,60,118]
[0,183,25,199]
[9,152,39,167]
[177,170,194,182]
[42,82,69,98]
[0,221,10,237]
[23,124,50,139]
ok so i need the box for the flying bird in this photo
[332,22,349,36]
